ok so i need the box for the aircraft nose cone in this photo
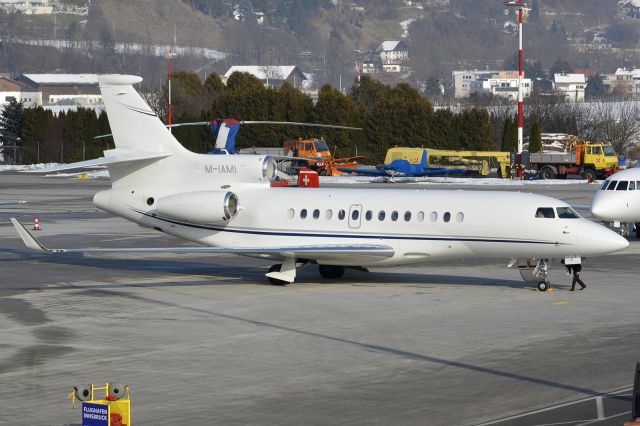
[578,220,629,254]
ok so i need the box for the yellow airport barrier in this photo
[69,383,131,426]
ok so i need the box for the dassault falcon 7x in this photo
[590,167,640,238]
[11,75,629,288]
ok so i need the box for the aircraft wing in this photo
[336,167,389,176]
[11,218,394,259]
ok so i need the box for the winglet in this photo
[10,218,49,252]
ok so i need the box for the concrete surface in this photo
[1,174,639,425]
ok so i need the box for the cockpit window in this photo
[630,181,636,190]
[606,180,618,190]
[556,207,580,219]
[601,180,611,190]
[616,181,628,191]
[535,207,555,218]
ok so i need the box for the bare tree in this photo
[141,86,168,123]
[258,65,285,88]
[587,101,640,155]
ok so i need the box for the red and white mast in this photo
[517,0,524,153]
[168,25,176,133]
[168,47,173,132]
[505,0,528,153]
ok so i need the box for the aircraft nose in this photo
[590,192,607,219]
[578,219,629,254]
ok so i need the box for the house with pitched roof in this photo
[223,66,307,88]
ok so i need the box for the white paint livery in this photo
[11,75,629,286]
[590,167,640,238]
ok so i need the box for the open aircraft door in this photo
[348,204,362,229]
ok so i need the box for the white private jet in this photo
[10,75,629,290]
[590,167,640,238]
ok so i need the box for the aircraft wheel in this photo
[319,265,345,280]
[267,264,288,286]
[537,281,550,292]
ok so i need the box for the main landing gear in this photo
[265,261,348,285]
[318,265,345,280]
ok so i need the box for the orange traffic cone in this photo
[33,217,41,231]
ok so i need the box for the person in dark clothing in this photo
[568,263,586,291]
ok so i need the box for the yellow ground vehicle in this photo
[384,147,511,177]
[524,142,618,180]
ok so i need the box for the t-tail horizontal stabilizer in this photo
[22,151,172,174]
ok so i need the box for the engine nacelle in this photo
[202,155,278,183]
[156,190,239,224]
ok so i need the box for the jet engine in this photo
[202,155,278,183]
[156,190,239,224]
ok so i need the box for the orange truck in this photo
[283,138,363,176]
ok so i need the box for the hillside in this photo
[0,0,638,89]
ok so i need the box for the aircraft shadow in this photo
[0,246,529,291]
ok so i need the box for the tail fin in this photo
[420,149,428,167]
[98,75,186,154]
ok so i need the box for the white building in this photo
[15,74,102,108]
[603,68,640,96]
[223,66,307,88]
[453,70,531,100]
[0,0,53,14]
[376,40,410,74]
[553,73,586,102]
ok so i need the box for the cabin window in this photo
[313,209,320,219]
[535,207,555,218]
[606,180,618,190]
[601,181,611,190]
[300,209,308,219]
[365,210,373,221]
[391,211,399,221]
[430,212,437,222]
[351,210,360,221]
[629,181,636,190]
[338,209,346,220]
[456,212,464,223]
[325,209,333,219]
[557,207,580,219]
[404,211,412,222]
[417,211,425,222]
[287,208,295,219]
[305,143,313,150]
[378,210,386,221]
[616,181,629,191]
[443,212,451,223]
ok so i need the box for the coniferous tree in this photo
[529,120,542,153]
[502,116,518,152]
[0,99,25,163]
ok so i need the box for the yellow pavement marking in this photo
[553,301,569,305]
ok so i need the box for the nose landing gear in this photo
[511,258,552,292]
